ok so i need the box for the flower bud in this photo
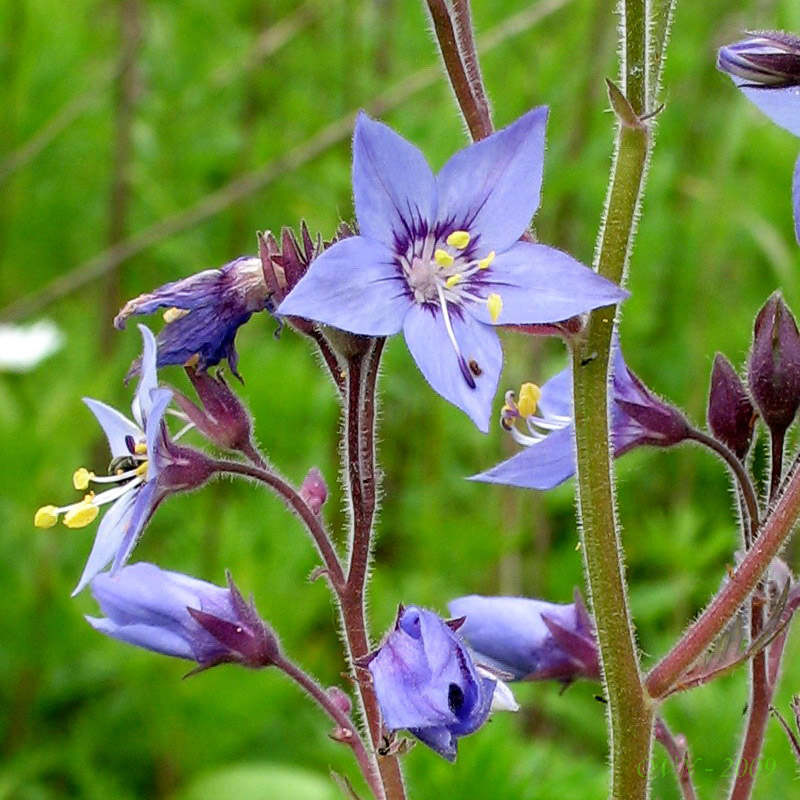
[748,293,800,434]
[717,33,800,89]
[300,468,328,514]
[708,354,756,460]
[173,367,253,453]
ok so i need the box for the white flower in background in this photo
[0,320,63,372]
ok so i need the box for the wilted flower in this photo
[472,344,690,490]
[748,293,800,435]
[115,256,271,380]
[364,605,503,761]
[718,32,800,241]
[87,563,280,669]
[278,111,627,431]
[34,326,215,595]
[448,592,600,684]
[708,354,756,460]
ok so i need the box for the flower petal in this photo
[403,306,501,432]
[352,112,437,247]
[794,152,800,244]
[407,725,458,762]
[436,108,548,252]
[112,480,160,572]
[83,398,142,458]
[538,366,573,419]
[469,242,628,326]
[132,325,159,427]
[469,423,577,490]
[277,236,412,336]
[72,491,138,596]
[738,84,800,137]
[86,616,196,660]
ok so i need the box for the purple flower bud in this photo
[173,367,253,453]
[448,591,600,684]
[300,468,327,514]
[748,293,800,434]
[116,256,271,380]
[708,354,756,460]
[87,563,280,670]
[364,605,498,761]
[718,33,800,89]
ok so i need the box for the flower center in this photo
[501,384,572,447]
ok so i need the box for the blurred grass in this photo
[3,0,800,797]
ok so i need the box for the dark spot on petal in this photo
[468,359,482,377]
[448,683,465,713]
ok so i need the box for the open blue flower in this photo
[115,256,270,380]
[718,33,800,242]
[278,111,628,431]
[472,345,688,489]
[87,563,279,669]
[35,326,213,595]
[364,605,500,761]
[448,593,599,684]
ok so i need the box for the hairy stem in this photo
[451,0,493,136]
[654,718,697,800]
[646,463,800,698]
[275,654,383,798]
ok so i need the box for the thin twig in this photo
[654,718,698,800]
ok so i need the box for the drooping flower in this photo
[472,344,689,490]
[115,256,271,380]
[364,605,505,761]
[717,33,800,241]
[34,326,214,595]
[448,593,600,684]
[277,111,628,431]
[87,563,280,670]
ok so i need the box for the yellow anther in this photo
[163,307,190,324]
[478,251,496,270]
[63,501,99,529]
[517,382,542,417]
[445,274,463,289]
[446,230,471,249]
[487,292,503,323]
[134,442,147,455]
[185,353,200,368]
[34,506,59,528]
[434,249,455,267]
[73,467,94,491]
[135,461,149,477]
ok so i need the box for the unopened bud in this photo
[717,32,800,89]
[748,293,800,434]
[300,467,328,514]
[708,354,756,460]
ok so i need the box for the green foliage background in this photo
[3,0,800,797]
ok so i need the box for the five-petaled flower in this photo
[448,593,600,684]
[278,110,628,431]
[472,343,689,489]
[363,605,507,761]
[34,326,214,595]
[115,256,271,380]
[718,32,800,242]
[87,562,280,670]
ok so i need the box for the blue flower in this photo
[364,605,501,761]
[87,563,279,669]
[115,256,270,379]
[448,594,599,684]
[472,345,688,489]
[35,326,214,595]
[277,111,628,431]
[718,33,800,242]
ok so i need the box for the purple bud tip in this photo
[708,354,756,460]
[718,32,800,88]
[300,468,328,514]
[748,293,800,433]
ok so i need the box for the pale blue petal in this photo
[277,236,412,336]
[403,306,502,433]
[469,423,577,490]
[538,367,573,419]
[132,325,159,427]
[408,726,457,762]
[144,388,173,481]
[436,108,548,252]
[794,152,800,244]
[83,398,142,458]
[112,480,159,572]
[468,243,628,326]
[72,491,138,596]
[352,112,437,246]
[738,84,800,137]
[86,616,195,660]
